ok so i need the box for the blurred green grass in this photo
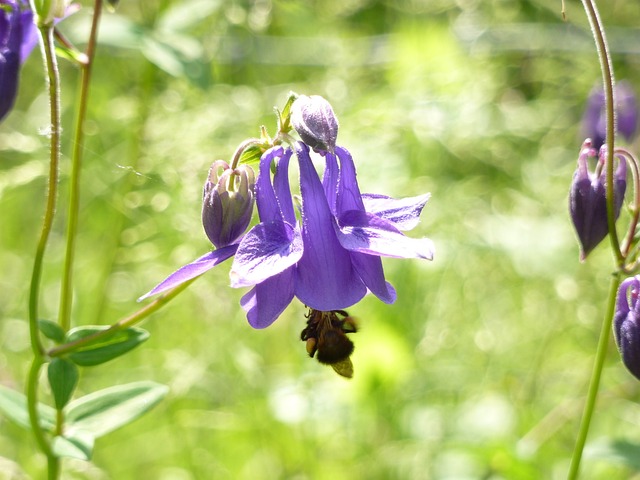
[3,0,640,478]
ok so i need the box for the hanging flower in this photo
[229,141,434,329]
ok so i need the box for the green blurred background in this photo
[2,0,640,478]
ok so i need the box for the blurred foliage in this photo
[3,0,640,478]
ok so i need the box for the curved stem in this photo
[49,278,196,357]
[567,273,620,480]
[580,0,622,265]
[58,0,103,332]
[615,148,640,259]
[230,137,261,169]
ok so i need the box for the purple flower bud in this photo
[582,81,638,150]
[614,276,640,381]
[569,140,626,261]
[202,160,256,249]
[291,95,339,153]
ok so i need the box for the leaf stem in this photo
[49,278,196,358]
[58,0,103,332]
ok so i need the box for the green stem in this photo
[580,0,622,265]
[567,273,620,479]
[28,22,62,478]
[58,0,103,332]
[49,278,196,358]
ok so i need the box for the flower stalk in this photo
[58,0,103,332]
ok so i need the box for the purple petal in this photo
[138,245,237,301]
[350,252,397,304]
[256,147,283,222]
[336,209,435,260]
[361,193,431,231]
[240,269,295,329]
[273,147,296,224]
[0,49,20,122]
[230,220,303,288]
[294,142,367,310]
[334,146,366,213]
[322,151,339,214]
[18,9,37,63]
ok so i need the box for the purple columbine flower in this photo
[569,140,626,261]
[0,0,37,122]
[582,81,638,150]
[614,276,640,381]
[139,161,256,300]
[230,141,434,329]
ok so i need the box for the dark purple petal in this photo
[230,220,303,287]
[350,252,396,304]
[240,269,295,329]
[614,277,640,381]
[294,142,367,310]
[138,245,238,300]
[361,193,431,231]
[336,209,435,260]
[0,48,19,122]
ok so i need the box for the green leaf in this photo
[51,431,94,461]
[0,385,56,431]
[38,319,65,343]
[47,359,79,409]
[65,382,169,438]
[65,326,149,367]
[239,145,264,166]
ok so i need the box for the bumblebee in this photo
[300,309,357,378]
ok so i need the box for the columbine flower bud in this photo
[569,140,626,261]
[582,81,638,150]
[202,160,255,249]
[614,276,640,381]
[291,94,338,153]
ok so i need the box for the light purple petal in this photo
[138,245,237,301]
[273,147,296,224]
[361,193,431,231]
[322,151,339,214]
[240,269,295,329]
[19,9,37,63]
[256,146,283,222]
[336,209,434,260]
[230,220,303,288]
[350,252,396,304]
[335,146,365,213]
[294,142,367,310]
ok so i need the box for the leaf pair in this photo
[0,382,168,461]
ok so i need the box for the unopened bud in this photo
[614,276,640,381]
[569,140,626,261]
[291,95,338,153]
[202,160,255,248]
[582,81,638,150]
